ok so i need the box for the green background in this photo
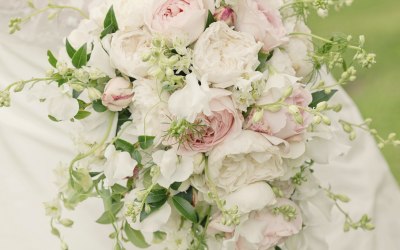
[308,0,400,184]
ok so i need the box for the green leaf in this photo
[112,184,129,195]
[93,99,107,112]
[124,223,150,248]
[256,51,270,72]
[171,195,198,223]
[115,139,135,153]
[77,99,89,110]
[72,43,88,68]
[47,50,58,68]
[48,115,60,122]
[146,189,168,204]
[275,247,282,250]
[132,150,142,165]
[170,182,182,190]
[205,10,215,30]
[74,110,91,120]
[309,89,338,108]
[138,136,155,150]
[101,6,119,39]
[66,39,77,59]
[96,202,124,224]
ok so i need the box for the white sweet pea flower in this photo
[193,22,262,88]
[87,38,116,77]
[45,84,79,121]
[152,148,194,188]
[124,189,172,233]
[208,130,285,194]
[168,73,212,123]
[104,145,137,187]
[225,182,276,214]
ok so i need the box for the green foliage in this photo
[66,39,76,59]
[309,89,338,108]
[101,6,119,39]
[205,10,216,29]
[47,50,58,68]
[96,202,124,224]
[172,195,198,223]
[124,223,150,248]
[138,136,155,150]
[74,110,91,120]
[93,100,107,112]
[72,43,88,68]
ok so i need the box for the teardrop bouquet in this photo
[2,0,399,249]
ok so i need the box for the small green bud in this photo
[388,133,397,140]
[252,109,264,123]
[342,123,353,133]
[60,218,74,227]
[288,105,300,115]
[378,143,385,149]
[370,129,378,135]
[333,104,342,112]
[344,222,350,232]
[316,101,328,112]
[313,115,322,125]
[13,82,24,92]
[264,104,282,112]
[293,113,304,125]
[336,194,350,203]
[322,116,331,126]
[282,86,293,99]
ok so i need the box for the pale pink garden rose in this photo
[245,75,312,140]
[236,198,303,250]
[145,0,214,45]
[235,0,287,52]
[213,6,237,26]
[168,73,243,155]
[102,77,134,111]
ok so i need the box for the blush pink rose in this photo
[235,0,287,52]
[145,0,214,45]
[101,77,134,112]
[237,198,303,250]
[245,86,312,140]
[178,93,243,155]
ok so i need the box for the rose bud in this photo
[101,77,134,112]
[213,7,237,27]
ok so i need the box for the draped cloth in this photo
[0,1,399,249]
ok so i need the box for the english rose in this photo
[101,77,134,111]
[168,74,243,154]
[193,22,263,88]
[245,74,312,140]
[145,0,214,45]
[109,29,152,79]
[235,0,287,52]
[208,130,284,194]
[236,198,303,249]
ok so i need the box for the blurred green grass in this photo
[308,0,400,184]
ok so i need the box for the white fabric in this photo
[1,1,400,250]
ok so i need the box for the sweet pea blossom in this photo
[145,0,214,45]
[235,0,287,52]
[104,145,137,187]
[101,77,134,111]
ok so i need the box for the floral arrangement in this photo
[2,0,399,249]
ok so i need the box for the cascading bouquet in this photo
[2,0,399,249]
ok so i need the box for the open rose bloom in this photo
[2,0,380,249]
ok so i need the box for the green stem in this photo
[21,4,88,24]
[69,112,116,183]
[289,32,361,51]
[4,77,54,91]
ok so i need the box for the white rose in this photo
[145,0,214,45]
[208,130,285,194]
[104,145,137,186]
[114,0,151,31]
[193,22,263,88]
[235,0,287,52]
[102,77,134,111]
[120,78,170,143]
[152,148,194,188]
[109,29,152,79]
